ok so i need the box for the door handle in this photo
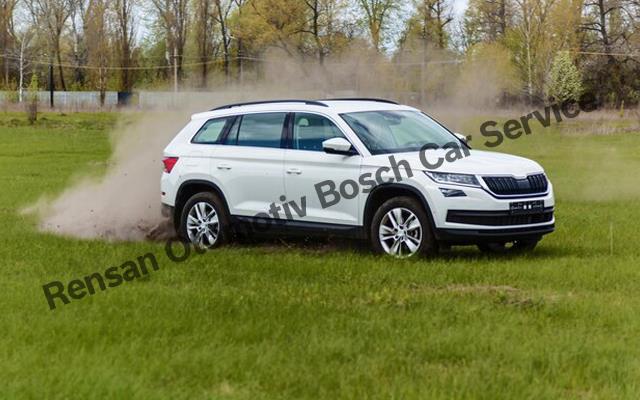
[217,163,232,170]
[286,168,302,175]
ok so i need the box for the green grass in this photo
[1,111,640,399]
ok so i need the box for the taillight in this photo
[163,157,179,173]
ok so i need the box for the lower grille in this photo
[483,174,548,196]
[447,208,554,226]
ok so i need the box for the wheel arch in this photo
[174,180,230,229]
[363,184,436,238]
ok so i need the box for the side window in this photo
[236,113,287,149]
[293,113,346,152]
[192,117,232,144]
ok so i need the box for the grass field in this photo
[1,110,640,399]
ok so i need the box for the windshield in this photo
[341,110,461,155]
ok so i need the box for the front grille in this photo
[446,208,554,226]
[483,174,548,196]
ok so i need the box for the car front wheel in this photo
[370,196,437,258]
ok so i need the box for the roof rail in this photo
[320,98,399,105]
[211,99,329,111]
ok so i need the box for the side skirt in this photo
[230,215,367,239]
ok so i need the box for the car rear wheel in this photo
[370,196,437,258]
[179,192,230,249]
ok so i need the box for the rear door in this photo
[284,112,362,225]
[212,112,287,218]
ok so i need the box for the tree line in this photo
[0,0,639,107]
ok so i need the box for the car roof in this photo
[191,99,417,120]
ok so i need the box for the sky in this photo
[452,0,469,19]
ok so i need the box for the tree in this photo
[299,0,350,64]
[193,0,214,87]
[150,0,189,83]
[580,0,637,106]
[357,0,397,52]
[454,41,520,107]
[546,51,583,102]
[395,0,454,103]
[232,0,247,83]
[463,0,513,45]
[238,0,307,58]
[507,0,556,103]
[85,0,110,105]
[0,0,18,87]
[398,0,453,51]
[69,0,90,87]
[303,0,326,63]
[113,0,137,92]
[26,0,73,91]
[416,0,453,49]
[213,0,234,80]
[14,27,35,102]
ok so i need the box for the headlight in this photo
[425,171,480,187]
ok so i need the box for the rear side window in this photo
[292,113,346,152]
[192,117,233,144]
[222,117,241,145]
[227,113,287,149]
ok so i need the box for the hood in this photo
[365,149,544,177]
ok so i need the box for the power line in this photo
[0,53,226,70]
[1,50,638,72]
[573,50,640,58]
[0,53,466,70]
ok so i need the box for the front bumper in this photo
[435,223,555,245]
[445,207,554,226]
[408,172,556,244]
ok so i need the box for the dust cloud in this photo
[27,86,326,241]
[27,48,635,242]
[26,88,334,241]
[27,111,191,241]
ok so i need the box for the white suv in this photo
[161,99,554,257]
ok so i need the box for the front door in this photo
[284,112,362,226]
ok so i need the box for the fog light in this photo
[440,188,466,197]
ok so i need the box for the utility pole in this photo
[48,62,54,108]
[173,46,178,94]
[18,40,25,103]
[420,43,427,106]
[236,1,245,86]
[238,39,244,86]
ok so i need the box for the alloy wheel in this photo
[378,207,423,258]
[186,202,220,249]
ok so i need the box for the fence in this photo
[0,91,119,108]
[0,90,285,109]
[0,89,420,110]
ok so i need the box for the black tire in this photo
[477,238,540,254]
[179,192,231,249]
[370,196,438,258]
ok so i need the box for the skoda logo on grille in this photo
[516,178,530,190]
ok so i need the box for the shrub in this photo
[546,51,583,103]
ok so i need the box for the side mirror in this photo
[454,133,470,148]
[322,137,357,156]
[454,133,467,143]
